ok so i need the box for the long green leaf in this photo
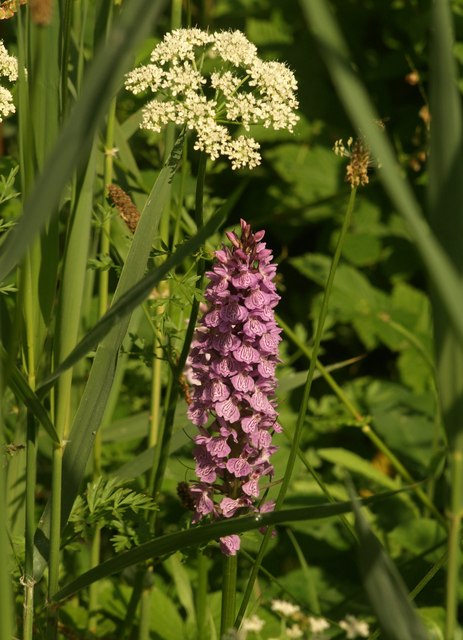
[53,493,396,602]
[0,0,167,282]
[300,0,463,348]
[351,492,429,640]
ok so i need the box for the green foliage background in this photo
[1,0,461,638]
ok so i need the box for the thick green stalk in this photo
[445,437,463,640]
[221,554,238,637]
[23,413,37,640]
[22,250,40,639]
[47,442,63,640]
[236,188,357,628]
[0,359,13,639]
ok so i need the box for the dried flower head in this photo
[186,220,281,554]
[334,136,372,188]
[0,40,17,121]
[107,184,141,233]
[125,28,299,170]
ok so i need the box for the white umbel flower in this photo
[339,614,370,639]
[0,41,17,121]
[286,624,304,639]
[308,616,330,634]
[241,614,265,633]
[270,599,301,618]
[125,28,299,170]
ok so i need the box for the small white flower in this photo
[286,623,304,638]
[271,599,301,618]
[0,41,18,82]
[0,41,18,122]
[308,617,330,634]
[125,28,298,170]
[242,614,265,633]
[211,30,258,66]
[339,614,370,639]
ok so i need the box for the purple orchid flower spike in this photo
[186,219,281,555]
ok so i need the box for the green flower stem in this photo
[235,187,358,628]
[47,442,63,640]
[139,586,151,639]
[22,250,39,640]
[196,550,208,639]
[410,549,447,601]
[445,439,463,640]
[149,152,208,504]
[221,554,238,637]
[88,95,118,630]
[120,568,145,639]
[172,137,188,249]
[149,335,164,450]
[23,413,36,640]
[0,409,13,640]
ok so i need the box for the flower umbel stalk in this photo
[186,219,281,555]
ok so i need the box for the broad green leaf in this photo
[318,448,398,491]
[364,380,435,468]
[389,518,445,559]
[351,493,429,640]
[148,587,187,640]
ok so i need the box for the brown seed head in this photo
[107,184,141,233]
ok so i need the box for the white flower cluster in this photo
[0,41,18,122]
[125,28,299,170]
